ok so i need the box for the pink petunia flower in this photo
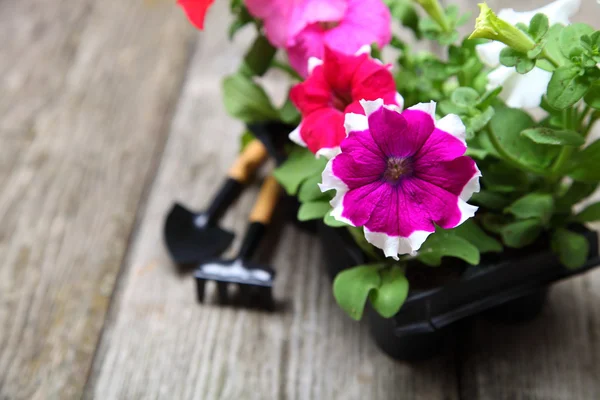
[245,0,392,76]
[319,99,481,259]
[289,47,402,158]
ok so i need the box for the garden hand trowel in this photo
[194,174,280,310]
[164,139,268,266]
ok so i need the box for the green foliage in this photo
[568,140,600,183]
[297,201,330,221]
[242,35,276,77]
[547,66,590,110]
[470,191,513,211]
[239,130,255,152]
[551,228,589,269]
[521,127,585,146]
[574,202,600,223]
[298,175,328,202]
[222,73,279,123]
[385,0,420,38]
[500,48,535,74]
[323,210,348,227]
[228,3,253,39]
[333,265,382,321]
[488,107,558,169]
[369,267,410,318]
[556,181,597,212]
[278,97,301,125]
[417,229,480,266]
[500,219,543,248]
[273,147,327,195]
[584,84,600,110]
[452,219,502,253]
[505,193,554,225]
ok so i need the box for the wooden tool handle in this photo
[249,176,281,224]
[228,139,269,184]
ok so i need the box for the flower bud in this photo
[469,3,536,54]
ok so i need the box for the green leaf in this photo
[529,13,549,41]
[451,87,479,107]
[417,231,480,266]
[279,97,301,124]
[574,202,600,222]
[239,130,255,152]
[559,23,594,59]
[556,181,597,211]
[451,219,502,253]
[568,139,600,182]
[584,84,600,110]
[222,73,278,123]
[298,174,328,202]
[273,147,327,195]
[243,35,277,77]
[547,66,590,110]
[482,214,511,234]
[537,24,570,71]
[470,191,512,210]
[482,163,529,193]
[228,6,252,39]
[333,265,382,320]
[551,228,589,269]
[489,107,558,168]
[505,193,554,225]
[323,210,348,227]
[500,219,543,248]
[297,201,330,221]
[369,267,409,318]
[499,48,535,74]
[521,127,585,146]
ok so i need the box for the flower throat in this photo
[384,157,413,182]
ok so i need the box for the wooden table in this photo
[1,0,599,398]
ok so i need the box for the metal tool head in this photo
[164,203,235,266]
[194,257,275,310]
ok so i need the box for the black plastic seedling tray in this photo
[318,223,600,361]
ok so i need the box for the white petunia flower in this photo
[475,0,581,109]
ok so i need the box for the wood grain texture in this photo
[85,2,459,399]
[0,0,193,398]
[455,1,600,399]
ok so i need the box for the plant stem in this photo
[417,0,451,33]
[485,129,546,175]
[271,60,302,81]
[540,48,561,69]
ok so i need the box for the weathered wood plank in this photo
[456,1,600,399]
[85,2,459,399]
[0,0,193,398]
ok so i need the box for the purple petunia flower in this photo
[319,99,481,259]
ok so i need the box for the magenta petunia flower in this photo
[245,0,392,77]
[319,99,481,259]
[289,46,402,158]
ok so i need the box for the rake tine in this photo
[196,279,206,303]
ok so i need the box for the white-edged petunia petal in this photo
[498,0,580,26]
[435,113,467,144]
[344,112,369,135]
[364,228,432,260]
[359,98,384,116]
[460,164,482,202]
[307,57,323,75]
[354,44,372,56]
[408,101,436,119]
[475,0,580,109]
[316,146,341,159]
[394,92,405,111]
[319,159,355,226]
[289,124,307,147]
[457,200,479,226]
[493,67,552,109]
[476,41,505,68]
